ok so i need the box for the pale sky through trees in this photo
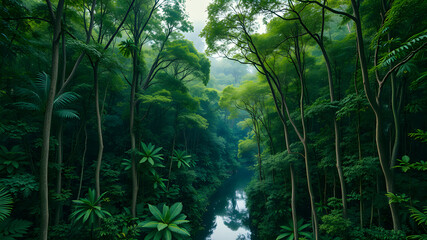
[184,0,212,53]
[184,0,265,61]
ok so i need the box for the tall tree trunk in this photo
[167,134,177,191]
[93,63,104,199]
[303,141,319,239]
[54,123,63,225]
[359,177,363,228]
[296,33,319,240]
[375,113,400,229]
[255,123,263,181]
[130,58,138,217]
[290,163,298,240]
[40,1,64,239]
[77,124,88,200]
[350,0,400,230]
[297,14,348,217]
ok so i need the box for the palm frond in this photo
[409,206,427,225]
[53,92,80,110]
[0,218,32,238]
[35,72,50,98]
[0,188,13,222]
[13,87,41,103]
[12,102,41,111]
[54,109,80,119]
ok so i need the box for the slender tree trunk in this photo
[351,0,400,230]
[376,173,381,227]
[296,34,319,239]
[54,123,63,225]
[77,124,88,199]
[130,63,138,217]
[303,141,319,239]
[299,19,348,217]
[390,73,401,171]
[375,113,400,229]
[359,177,363,228]
[290,163,298,240]
[256,133,263,181]
[40,1,64,239]
[93,63,104,199]
[370,198,374,227]
[167,134,176,190]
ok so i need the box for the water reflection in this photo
[196,168,253,240]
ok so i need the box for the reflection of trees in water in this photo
[195,168,253,240]
[236,233,251,240]
[223,191,249,231]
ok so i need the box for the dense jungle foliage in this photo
[0,0,426,240]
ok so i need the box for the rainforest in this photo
[0,0,426,239]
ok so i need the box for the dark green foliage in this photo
[13,72,80,119]
[0,174,38,198]
[139,142,164,166]
[277,219,312,240]
[140,202,191,240]
[0,146,26,175]
[99,211,140,240]
[1,0,425,239]
[0,219,32,240]
[70,189,112,225]
[0,188,12,222]
[172,150,193,169]
[320,210,352,238]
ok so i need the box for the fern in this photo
[0,189,13,222]
[409,206,427,226]
[54,109,80,119]
[0,219,32,240]
[409,129,427,143]
[378,32,427,68]
[12,72,80,120]
[35,72,50,98]
[53,92,80,110]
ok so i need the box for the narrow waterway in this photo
[196,168,253,240]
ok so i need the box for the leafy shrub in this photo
[320,210,352,238]
[0,219,32,240]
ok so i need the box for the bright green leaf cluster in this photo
[140,202,190,240]
[70,189,112,226]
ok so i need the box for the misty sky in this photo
[183,0,212,53]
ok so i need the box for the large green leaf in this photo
[169,202,183,221]
[144,231,156,240]
[141,221,160,228]
[157,223,168,231]
[148,204,164,222]
[163,229,172,240]
[276,232,291,240]
[168,224,190,236]
[172,219,189,225]
[153,231,163,240]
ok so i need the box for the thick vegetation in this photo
[1,0,426,240]
[0,0,243,239]
[201,0,427,239]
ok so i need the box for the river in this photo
[195,167,254,240]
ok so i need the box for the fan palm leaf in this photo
[34,72,50,99]
[0,188,13,222]
[54,109,80,119]
[13,72,80,119]
[53,92,81,110]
